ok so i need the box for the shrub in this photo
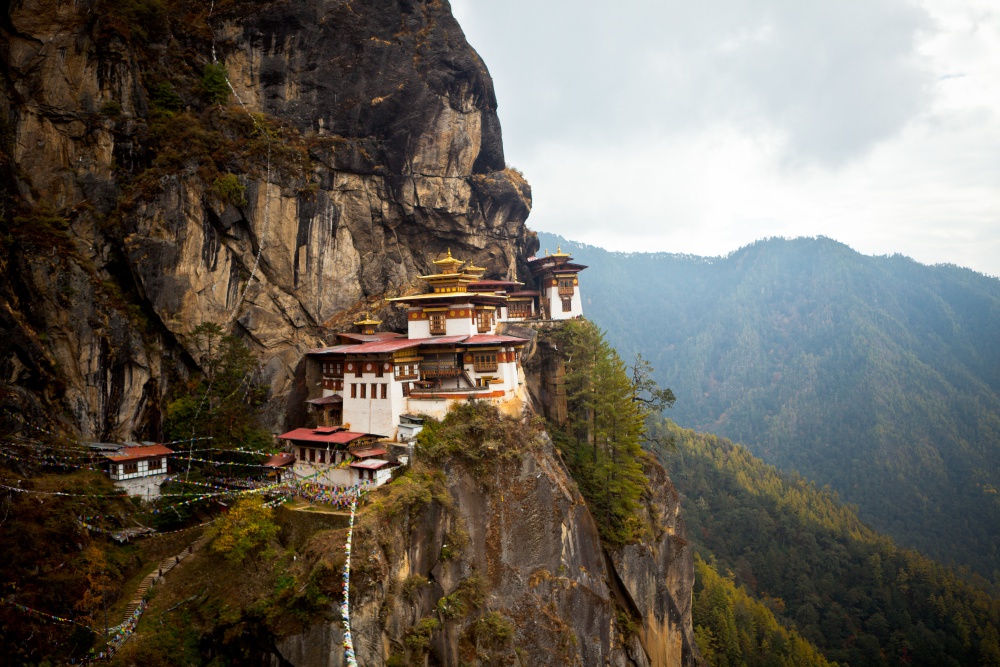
[201,63,230,106]
[211,173,246,206]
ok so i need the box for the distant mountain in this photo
[536,232,1000,577]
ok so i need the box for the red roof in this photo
[506,290,540,297]
[417,335,470,346]
[350,458,391,470]
[278,428,377,444]
[338,332,406,342]
[317,339,423,355]
[105,445,173,462]
[463,334,529,346]
[350,447,388,459]
[264,453,295,468]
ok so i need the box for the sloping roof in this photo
[264,453,295,468]
[278,428,380,444]
[417,335,470,346]
[506,290,540,298]
[350,447,388,459]
[349,458,391,470]
[337,332,405,342]
[105,445,173,462]
[306,395,343,405]
[463,334,529,346]
[307,344,358,355]
[342,339,423,354]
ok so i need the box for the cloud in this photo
[454,0,932,165]
[452,0,1000,276]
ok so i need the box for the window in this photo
[309,449,315,462]
[148,457,161,471]
[351,383,357,398]
[318,450,325,463]
[381,383,388,399]
[123,461,138,475]
[508,301,531,318]
[562,297,572,312]
[476,310,492,333]
[352,361,363,378]
[375,361,384,377]
[403,382,411,397]
[558,277,575,295]
[360,383,366,399]
[334,379,343,391]
[371,382,378,398]
[299,447,306,460]
[429,312,446,335]
[473,352,498,373]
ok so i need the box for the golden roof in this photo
[354,315,382,326]
[550,245,571,258]
[432,248,464,273]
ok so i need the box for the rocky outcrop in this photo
[272,436,701,667]
[0,0,535,439]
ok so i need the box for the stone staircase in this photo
[119,545,194,623]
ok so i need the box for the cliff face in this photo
[0,0,533,439]
[272,435,700,667]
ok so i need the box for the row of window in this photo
[350,383,389,399]
[116,458,162,475]
[298,447,350,465]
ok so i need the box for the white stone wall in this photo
[293,461,353,487]
[408,318,431,339]
[444,308,476,336]
[342,366,403,438]
[545,284,583,320]
[113,474,167,499]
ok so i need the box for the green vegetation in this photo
[0,467,199,664]
[694,555,836,667]
[200,63,231,106]
[164,322,271,449]
[210,496,279,564]
[654,418,1000,667]
[211,173,247,207]
[540,231,1000,578]
[546,320,672,545]
[416,400,543,481]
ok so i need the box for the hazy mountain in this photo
[536,232,1000,577]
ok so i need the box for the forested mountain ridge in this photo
[654,419,1000,667]
[536,232,1000,577]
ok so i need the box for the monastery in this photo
[277,248,586,486]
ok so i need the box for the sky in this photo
[450,0,1000,277]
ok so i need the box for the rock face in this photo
[272,436,701,667]
[0,0,534,439]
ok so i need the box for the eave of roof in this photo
[279,428,381,444]
[105,444,174,461]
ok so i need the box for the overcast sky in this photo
[451,0,1000,277]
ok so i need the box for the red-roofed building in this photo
[104,444,174,498]
[277,427,394,487]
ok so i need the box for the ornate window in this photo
[429,312,446,335]
[562,297,572,312]
[473,352,498,373]
[476,310,492,333]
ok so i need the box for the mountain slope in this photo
[536,232,1000,576]
[653,419,1000,667]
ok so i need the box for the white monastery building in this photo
[280,248,587,487]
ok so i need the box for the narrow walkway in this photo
[101,536,204,660]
